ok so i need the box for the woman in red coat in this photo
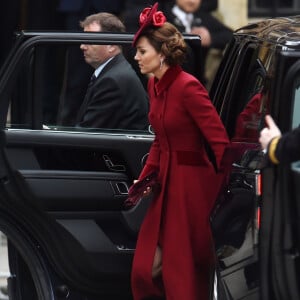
[131,3,229,299]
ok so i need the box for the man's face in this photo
[176,0,202,13]
[80,22,110,69]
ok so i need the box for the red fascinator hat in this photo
[132,2,167,46]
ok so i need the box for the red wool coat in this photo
[131,65,229,299]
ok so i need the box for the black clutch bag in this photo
[125,171,160,207]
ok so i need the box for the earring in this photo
[160,58,164,70]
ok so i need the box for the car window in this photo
[292,77,300,129]
[4,33,202,134]
[231,56,268,142]
[216,42,273,142]
[291,73,300,168]
[5,42,150,133]
[211,38,239,106]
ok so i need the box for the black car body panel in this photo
[210,15,300,300]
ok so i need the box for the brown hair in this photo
[141,22,187,66]
[80,12,126,32]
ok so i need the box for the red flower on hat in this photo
[139,8,151,25]
[139,6,166,27]
[153,11,166,26]
[133,3,166,46]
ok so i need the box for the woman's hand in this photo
[133,179,152,196]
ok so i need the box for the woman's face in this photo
[134,36,161,76]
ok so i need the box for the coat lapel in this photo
[76,54,123,123]
[154,65,182,96]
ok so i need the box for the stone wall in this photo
[218,0,249,31]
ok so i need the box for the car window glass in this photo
[219,44,272,142]
[292,80,300,129]
[211,38,239,105]
[5,42,150,133]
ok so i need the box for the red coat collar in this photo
[154,65,183,95]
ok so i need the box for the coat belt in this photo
[176,150,207,166]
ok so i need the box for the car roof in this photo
[235,15,300,49]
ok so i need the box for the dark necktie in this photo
[76,74,97,123]
[88,74,96,88]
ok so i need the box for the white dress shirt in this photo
[172,5,194,33]
[94,56,114,78]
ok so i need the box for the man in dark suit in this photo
[75,12,149,130]
[164,0,233,85]
[56,0,126,126]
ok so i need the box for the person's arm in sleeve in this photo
[260,115,300,164]
[138,135,160,179]
[183,79,229,170]
[138,77,161,179]
[273,128,300,163]
[206,15,233,50]
[191,14,233,50]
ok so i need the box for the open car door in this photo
[0,32,202,299]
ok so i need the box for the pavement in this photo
[0,233,9,300]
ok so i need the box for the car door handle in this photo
[114,181,129,195]
[116,245,135,253]
[103,155,126,172]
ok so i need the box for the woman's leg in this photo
[152,246,162,278]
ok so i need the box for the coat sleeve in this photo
[138,77,160,179]
[200,13,233,50]
[138,135,160,179]
[182,79,229,170]
[271,126,300,164]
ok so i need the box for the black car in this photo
[210,15,300,300]
[0,15,299,300]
